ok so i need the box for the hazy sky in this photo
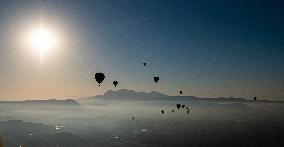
[0,0,283,100]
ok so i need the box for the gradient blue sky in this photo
[0,0,283,100]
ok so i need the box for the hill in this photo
[0,99,80,106]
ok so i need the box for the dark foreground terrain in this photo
[0,94,284,147]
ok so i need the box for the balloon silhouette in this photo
[253,96,257,101]
[172,109,174,112]
[154,77,159,83]
[113,81,118,87]
[161,110,165,114]
[182,105,185,108]
[180,91,183,95]
[95,73,105,86]
[176,104,181,109]
[143,62,147,66]
[132,116,135,120]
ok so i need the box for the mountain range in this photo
[82,89,247,102]
[1,89,281,104]
[82,89,283,103]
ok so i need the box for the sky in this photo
[0,0,283,100]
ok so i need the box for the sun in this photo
[29,27,56,51]
[27,25,59,58]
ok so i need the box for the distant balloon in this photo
[182,105,185,108]
[186,109,190,114]
[143,62,147,66]
[154,77,159,83]
[132,116,135,120]
[253,96,257,101]
[95,73,105,86]
[180,91,183,95]
[172,109,174,112]
[161,110,165,114]
[113,81,118,87]
[176,104,181,109]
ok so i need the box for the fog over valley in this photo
[0,90,283,147]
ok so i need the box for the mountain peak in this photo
[149,91,168,97]
[96,89,168,100]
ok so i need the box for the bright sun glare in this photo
[27,25,59,60]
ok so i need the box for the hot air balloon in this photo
[154,77,159,83]
[172,109,175,112]
[182,105,185,108]
[161,110,165,114]
[113,81,118,87]
[176,104,181,109]
[132,116,135,120]
[180,91,183,95]
[95,73,105,86]
[253,96,257,101]
[143,62,147,66]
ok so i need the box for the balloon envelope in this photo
[176,104,181,109]
[95,73,105,86]
[154,77,159,83]
[113,81,118,87]
[180,91,183,95]
[143,62,147,66]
